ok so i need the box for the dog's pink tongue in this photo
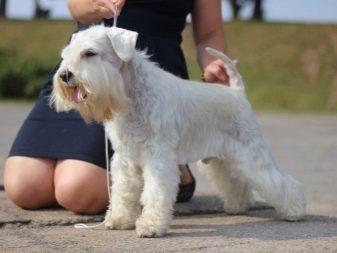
[71,87,80,103]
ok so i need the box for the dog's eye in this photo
[82,50,98,58]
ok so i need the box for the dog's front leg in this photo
[105,153,143,230]
[135,157,179,238]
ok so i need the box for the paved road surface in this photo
[0,102,336,252]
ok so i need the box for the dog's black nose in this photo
[59,71,74,84]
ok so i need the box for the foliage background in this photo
[0,19,336,111]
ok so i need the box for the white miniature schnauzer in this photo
[51,26,306,237]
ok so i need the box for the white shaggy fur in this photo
[51,26,306,238]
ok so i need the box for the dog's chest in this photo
[104,117,150,164]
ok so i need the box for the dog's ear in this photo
[70,33,77,43]
[107,27,138,62]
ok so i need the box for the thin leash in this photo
[74,133,111,229]
[74,5,118,230]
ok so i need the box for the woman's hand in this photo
[203,58,238,85]
[90,0,125,19]
[67,0,125,24]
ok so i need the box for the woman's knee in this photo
[54,160,109,214]
[4,157,57,209]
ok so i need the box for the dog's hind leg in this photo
[105,154,143,230]
[197,158,252,214]
[224,138,306,221]
[136,156,180,238]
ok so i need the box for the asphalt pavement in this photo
[0,102,336,252]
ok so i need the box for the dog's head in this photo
[51,25,138,122]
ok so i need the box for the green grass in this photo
[0,19,76,66]
[0,19,77,98]
[1,19,337,111]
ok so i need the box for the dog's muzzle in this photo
[59,70,87,103]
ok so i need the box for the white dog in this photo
[51,26,306,238]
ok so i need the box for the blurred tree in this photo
[34,0,50,19]
[252,0,264,20]
[0,0,7,17]
[229,0,244,20]
[226,0,264,21]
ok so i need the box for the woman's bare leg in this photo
[4,157,194,213]
[4,156,57,209]
[54,159,109,214]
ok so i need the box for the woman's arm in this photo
[191,0,230,84]
[67,0,125,24]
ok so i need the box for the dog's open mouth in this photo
[69,86,87,104]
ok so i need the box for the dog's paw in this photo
[278,178,306,221]
[224,206,247,215]
[104,214,136,230]
[224,199,249,215]
[135,216,168,238]
[279,202,306,222]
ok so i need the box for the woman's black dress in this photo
[9,0,194,169]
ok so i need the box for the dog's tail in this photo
[205,47,244,91]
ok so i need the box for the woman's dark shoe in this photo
[176,165,196,203]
